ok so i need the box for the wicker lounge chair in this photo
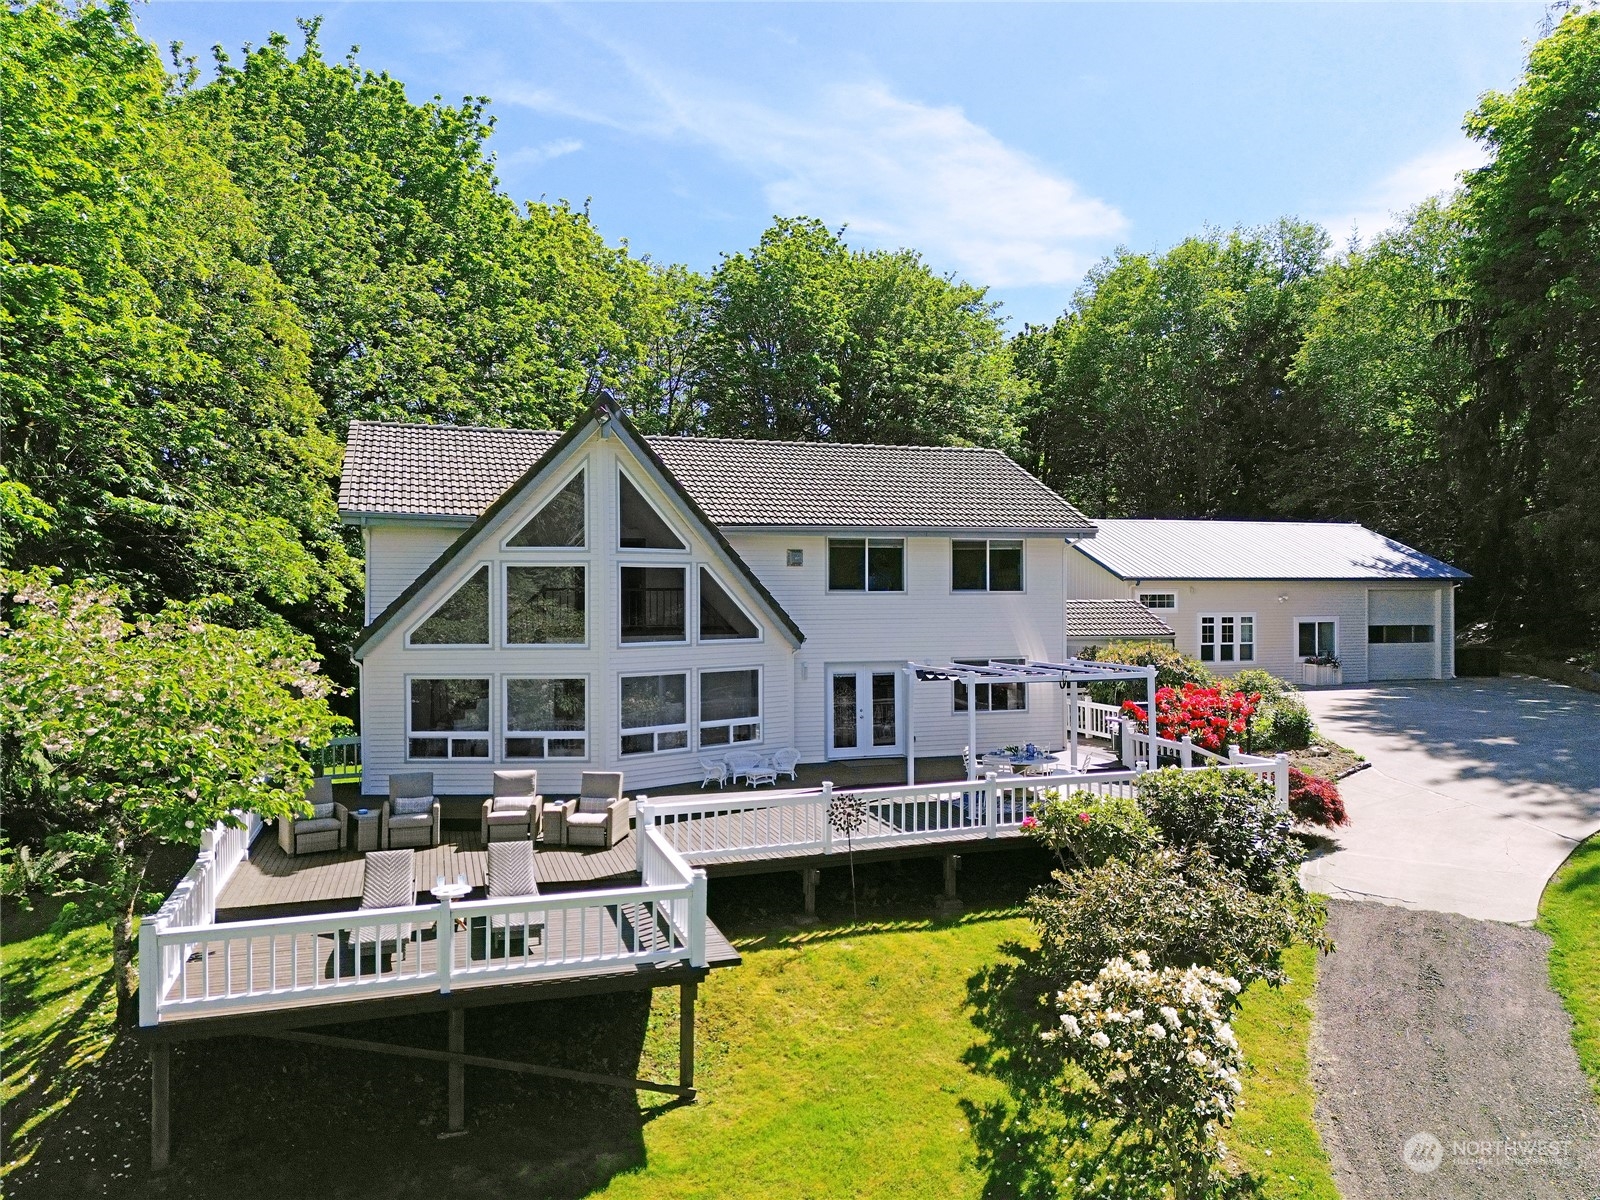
[699,757,729,789]
[343,847,416,968]
[383,771,440,849]
[557,771,628,849]
[481,770,542,843]
[471,840,543,959]
[278,776,348,856]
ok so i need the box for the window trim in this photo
[502,675,589,762]
[950,539,1026,594]
[826,537,906,593]
[502,562,588,649]
[697,666,764,748]
[1296,617,1339,661]
[1138,591,1178,611]
[405,675,492,761]
[618,671,692,757]
[950,656,1029,714]
[499,463,588,552]
[697,565,763,644]
[619,563,689,646]
[616,467,689,554]
[1198,613,1257,665]
[404,564,493,649]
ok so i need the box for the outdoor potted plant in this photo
[1301,653,1343,687]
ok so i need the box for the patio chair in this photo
[725,749,764,785]
[471,839,544,960]
[481,770,542,843]
[962,746,974,779]
[383,771,440,850]
[557,771,628,849]
[699,756,729,789]
[342,847,416,968]
[770,748,801,782]
[278,775,348,856]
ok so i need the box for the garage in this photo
[1367,587,1441,680]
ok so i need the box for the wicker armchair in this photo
[382,771,440,850]
[278,776,349,856]
[556,771,628,849]
[342,847,416,967]
[480,770,542,843]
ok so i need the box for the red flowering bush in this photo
[1122,684,1261,753]
[1287,768,1348,827]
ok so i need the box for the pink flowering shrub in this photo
[1122,684,1261,753]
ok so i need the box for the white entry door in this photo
[827,667,901,758]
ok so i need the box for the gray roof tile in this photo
[340,422,1093,534]
[1064,599,1176,640]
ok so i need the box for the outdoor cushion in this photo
[576,795,612,814]
[296,816,342,835]
[387,811,432,829]
[492,796,535,814]
[308,802,336,820]
[566,811,608,828]
[392,795,434,816]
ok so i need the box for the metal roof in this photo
[340,421,1094,534]
[1063,599,1176,640]
[1075,519,1469,582]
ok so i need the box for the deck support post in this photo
[935,854,963,917]
[447,1008,465,1133]
[150,1043,171,1171]
[798,868,820,924]
[679,981,698,1099]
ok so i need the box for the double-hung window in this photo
[951,657,1028,712]
[700,668,761,746]
[620,674,689,755]
[828,538,904,592]
[951,540,1024,591]
[408,678,490,759]
[504,678,586,759]
[1199,615,1254,663]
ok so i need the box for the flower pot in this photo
[1301,662,1343,687]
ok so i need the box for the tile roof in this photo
[1064,599,1177,640]
[1077,519,1470,582]
[339,422,1093,534]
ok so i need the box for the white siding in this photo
[357,432,796,797]
[725,532,1072,765]
[1366,584,1449,681]
[365,523,464,620]
[1066,545,1128,599]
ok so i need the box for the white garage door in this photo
[1367,589,1439,680]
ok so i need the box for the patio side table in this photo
[349,807,381,853]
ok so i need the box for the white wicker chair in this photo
[699,757,730,789]
[770,748,801,782]
[725,750,764,785]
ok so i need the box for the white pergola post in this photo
[966,676,979,781]
[1068,682,1080,770]
[904,666,917,786]
[1145,666,1158,756]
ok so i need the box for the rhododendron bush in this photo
[1122,684,1261,753]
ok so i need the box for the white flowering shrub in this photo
[1049,952,1245,1199]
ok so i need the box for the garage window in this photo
[1369,624,1434,644]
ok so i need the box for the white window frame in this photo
[826,537,906,593]
[406,675,492,761]
[404,564,493,649]
[1296,617,1339,660]
[696,566,763,644]
[698,666,763,747]
[951,657,1029,714]
[1198,613,1256,664]
[617,467,689,554]
[618,672,691,757]
[1139,592,1178,610]
[950,539,1026,593]
[503,562,588,648]
[503,676,589,761]
[499,463,589,552]
[619,563,689,646]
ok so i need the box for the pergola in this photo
[903,658,1159,782]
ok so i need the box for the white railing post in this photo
[437,897,454,995]
[1118,718,1137,769]
[138,917,162,1026]
[689,869,708,967]
[1180,735,1194,769]
[821,781,834,853]
[1228,744,1243,764]
[985,772,998,838]
[1275,754,1291,810]
[635,795,651,875]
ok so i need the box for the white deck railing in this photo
[1071,698,1125,741]
[140,823,708,1026]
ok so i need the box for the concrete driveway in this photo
[1300,676,1600,923]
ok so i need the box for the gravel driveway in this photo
[1301,677,1600,922]
[1313,901,1600,1199]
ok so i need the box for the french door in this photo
[827,667,901,758]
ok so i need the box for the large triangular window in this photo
[409,566,490,645]
[507,471,585,548]
[618,472,685,550]
[699,568,759,640]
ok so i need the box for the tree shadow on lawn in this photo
[4,990,668,1200]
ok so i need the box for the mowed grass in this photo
[597,915,1336,1198]
[1539,834,1600,1091]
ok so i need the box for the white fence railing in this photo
[1072,699,1125,741]
[140,824,708,1025]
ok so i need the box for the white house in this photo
[1065,519,1468,685]
[338,403,1098,798]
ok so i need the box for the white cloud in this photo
[497,42,1126,288]
[1319,139,1489,245]
[499,138,584,167]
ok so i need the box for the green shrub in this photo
[1080,640,1213,704]
[1249,697,1315,751]
[1222,667,1294,705]
[1136,767,1301,890]
[1028,847,1329,988]
[1022,789,1160,871]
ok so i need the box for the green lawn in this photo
[1539,834,1600,1091]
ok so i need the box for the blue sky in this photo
[138,2,1544,327]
